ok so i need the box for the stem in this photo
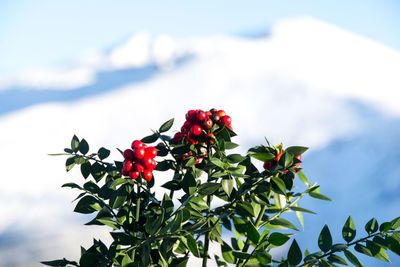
[202,195,212,267]
[136,180,141,226]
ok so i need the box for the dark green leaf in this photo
[232,216,247,234]
[80,162,91,179]
[344,250,363,267]
[391,217,400,229]
[386,236,400,256]
[66,156,75,172]
[74,195,101,214]
[182,172,196,194]
[366,240,391,262]
[78,139,89,154]
[226,154,246,163]
[246,221,260,244]
[110,186,127,209]
[271,177,287,195]
[309,186,331,201]
[171,144,191,155]
[365,218,378,234]
[83,181,99,194]
[236,202,255,217]
[331,243,348,252]
[285,146,308,157]
[232,251,250,259]
[41,259,71,266]
[214,255,228,267]
[328,254,348,265]
[269,217,299,231]
[198,183,220,195]
[288,239,302,265]
[268,232,290,246]
[97,147,110,160]
[221,242,236,264]
[342,216,356,243]
[62,182,82,190]
[141,133,158,144]
[318,224,332,252]
[355,244,372,257]
[162,180,181,191]
[290,206,316,214]
[210,157,226,169]
[380,222,392,232]
[185,234,200,257]
[225,142,239,150]
[71,135,80,152]
[159,118,174,133]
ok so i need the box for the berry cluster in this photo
[122,140,157,181]
[173,108,232,145]
[263,149,302,174]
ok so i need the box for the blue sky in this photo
[0,0,399,75]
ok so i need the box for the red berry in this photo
[217,110,226,118]
[202,118,213,129]
[122,168,129,176]
[263,161,276,170]
[197,112,207,121]
[186,110,197,122]
[276,150,284,161]
[145,147,158,158]
[129,171,140,180]
[181,120,192,133]
[123,149,134,161]
[195,157,202,164]
[124,161,133,172]
[133,147,145,159]
[296,154,302,161]
[143,170,153,181]
[133,163,145,172]
[142,157,157,170]
[190,125,202,135]
[131,140,145,149]
[221,115,232,126]
[173,132,184,143]
[206,111,212,117]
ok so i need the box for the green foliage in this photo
[44,116,400,267]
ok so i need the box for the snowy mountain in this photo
[0,17,399,266]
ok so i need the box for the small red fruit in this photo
[190,125,202,135]
[217,110,226,118]
[197,112,207,121]
[124,161,133,172]
[142,157,157,170]
[131,140,145,149]
[133,163,145,172]
[202,118,213,129]
[296,154,302,161]
[133,147,145,159]
[263,161,276,170]
[122,168,129,176]
[123,149,134,161]
[173,132,184,143]
[143,170,153,181]
[129,171,140,180]
[186,110,197,122]
[145,147,158,158]
[221,115,232,126]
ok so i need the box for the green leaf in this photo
[97,218,120,230]
[215,255,228,267]
[344,250,363,267]
[198,183,221,195]
[66,156,75,172]
[271,177,287,195]
[246,221,260,244]
[380,222,392,232]
[170,257,188,267]
[182,172,196,194]
[309,186,331,201]
[210,157,226,169]
[331,243,348,252]
[97,147,110,160]
[41,259,71,266]
[366,240,391,262]
[78,139,89,154]
[386,236,400,256]
[185,234,200,257]
[328,254,348,265]
[170,210,183,233]
[71,135,80,152]
[141,133,158,144]
[159,118,174,133]
[221,242,236,264]
[269,217,299,231]
[288,239,302,265]
[342,216,356,243]
[297,171,311,187]
[318,224,332,252]
[226,154,246,163]
[365,218,379,234]
[83,181,100,194]
[62,182,82,190]
[232,251,250,259]
[355,244,372,257]
[236,202,255,218]
[295,205,304,230]
[232,216,247,235]
[391,217,400,229]
[221,178,233,197]
[110,186,127,209]
[248,152,275,162]
[225,141,239,150]
[80,162,91,178]
[268,232,290,246]
[290,206,316,214]
[74,195,101,214]
[285,146,308,157]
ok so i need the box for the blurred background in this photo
[1,1,400,266]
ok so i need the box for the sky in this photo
[1,1,400,75]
